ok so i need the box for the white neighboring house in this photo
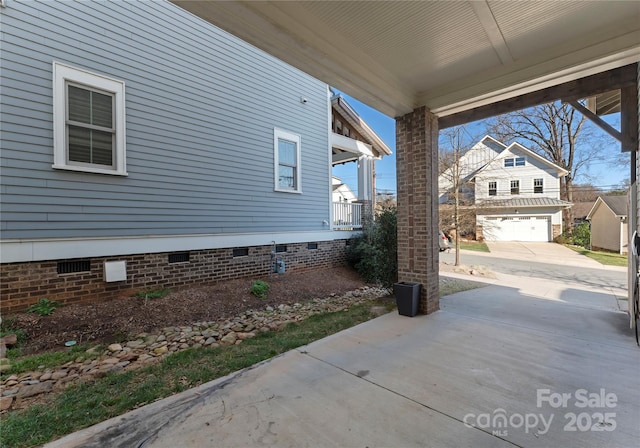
[332,176,357,203]
[439,136,572,242]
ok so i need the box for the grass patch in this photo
[459,241,490,252]
[439,277,487,297]
[132,288,171,300]
[1,344,102,379]
[0,301,390,448]
[567,246,627,267]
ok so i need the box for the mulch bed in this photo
[5,266,368,355]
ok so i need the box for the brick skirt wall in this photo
[0,240,349,314]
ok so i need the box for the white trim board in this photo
[1,231,360,263]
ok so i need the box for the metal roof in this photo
[475,197,573,209]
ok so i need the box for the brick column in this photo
[396,106,440,314]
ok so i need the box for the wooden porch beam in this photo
[439,64,637,129]
[621,80,639,153]
[564,99,622,142]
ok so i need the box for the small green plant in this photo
[133,288,171,300]
[250,280,269,299]
[26,298,61,316]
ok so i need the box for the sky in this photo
[332,91,630,198]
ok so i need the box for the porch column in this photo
[396,106,439,314]
[357,155,374,228]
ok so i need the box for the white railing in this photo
[333,202,363,230]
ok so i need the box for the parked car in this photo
[439,231,451,252]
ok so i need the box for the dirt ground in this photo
[5,267,369,355]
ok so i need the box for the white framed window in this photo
[488,181,497,196]
[534,178,544,193]
[510,180,520,195]
[504,157,525,167]
[274,128,301,193]
[53,62,127,176]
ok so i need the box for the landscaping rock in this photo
[153,346,168,356]
[220,332,237,346]
[1,285,389,408]
[107,343,123,352]
[0,396,14,411]
[16,381,52,399]
[50,370,68,381]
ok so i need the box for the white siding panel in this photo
[1,0,331,240]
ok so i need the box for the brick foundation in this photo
[0,240,349,314]
[396,106,440,314]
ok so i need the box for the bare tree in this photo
[438,127,479,266]
[572,183,605,202]
[489,101,607,234]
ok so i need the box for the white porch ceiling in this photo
[172,1,640,118]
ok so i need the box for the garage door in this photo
[483,216,550,242]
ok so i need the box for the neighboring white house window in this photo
[488,181,497,196]
[510,180,520,195]
[53,62,126,176]
[534,178,544,193]
[504,157,525,168]
[274,128,301,193]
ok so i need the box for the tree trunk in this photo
[562,176,574,236]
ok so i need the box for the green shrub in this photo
[27,298,61,316]
[346,207,398,289]
[250,280,269,299]
[571,222,590,248]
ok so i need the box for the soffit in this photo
[172,1,640,118]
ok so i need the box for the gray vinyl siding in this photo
[1,0,330,239]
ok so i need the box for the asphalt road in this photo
[439,250,627,291]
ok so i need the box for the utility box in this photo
[275,259,286,274]
[104,261,127,282]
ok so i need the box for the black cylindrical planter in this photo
[393,282,421,317]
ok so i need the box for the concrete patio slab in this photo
[45,279,640,448]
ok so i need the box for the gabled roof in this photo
[572,201,597,220]
[495,142,569,177]
[331,94,392,157]
[475,197,573,209]
[477,135,507,151]
[587,195,628,219]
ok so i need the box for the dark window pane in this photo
[91,91,113,128]
[68,85,91,124]
[91,130,114,165]
[68,125,113,166]
[68,85,113,128]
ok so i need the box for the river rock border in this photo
[0,286,388,412]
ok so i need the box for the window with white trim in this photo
[488,181,497,196]
[534,178,544,193]
[53,62,126,175]
[504,157,525,167]
[510,180,520,195]
[274,128,301,193]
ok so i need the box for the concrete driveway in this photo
[46,274,640,448]
[483,242,606,269]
